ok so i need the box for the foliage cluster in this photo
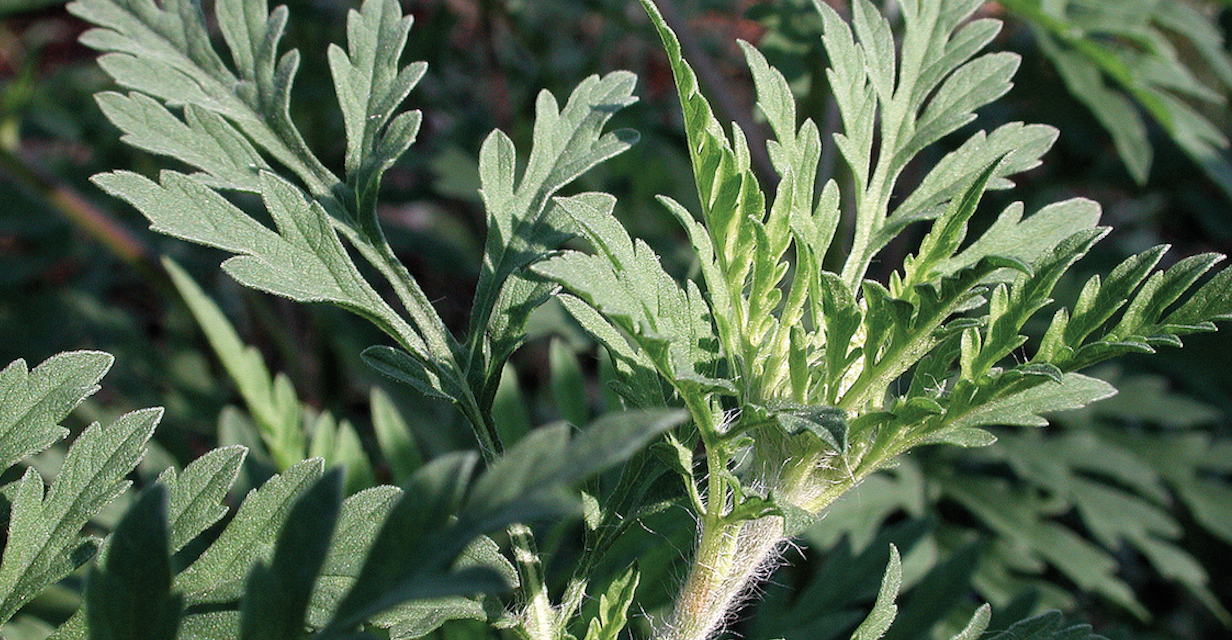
[0,1,1231,640]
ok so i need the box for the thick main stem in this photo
[664,516,786,640]
[663,457,866,640]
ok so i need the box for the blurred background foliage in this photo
[0,1,1229,639]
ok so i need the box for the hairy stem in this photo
[664,515,785,640]
[664,458,865,640]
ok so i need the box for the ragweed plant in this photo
[1,0,1228,639]
[537,1,1232,639]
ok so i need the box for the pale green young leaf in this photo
[75,0,468,393]
[240,469,343,640]
[967,229,1108,376]
[1059,247,1167,350]
[96,170,416,350]
[582,566,639,640]
[901,157,1006,291]
[637,0,746,222]
[95,93,265,192]
[0,407,160,625]
[468,72,638,397]
[850,545,900,640]
[941,199,1102,279]
[1166,264,1232,328]
[159,445,246,552]
[164,258,304,468]
[69,0,337,195]
[86,484,182,640]
[327,0,426,217]
[895,50,1019,165]
[949,604,991,640]
[534,195,728,397]
[809,0,1045,283]
[838,255,1029,411]
[638,0,780,383]
[886,123,1059,238]
[0,351,112,474]
[950,373,1116,430]
[369,388,422,484]
[740,41,830,258]
[1110,253,1225,340]
[175,458,324,604]
[850,0,895,103]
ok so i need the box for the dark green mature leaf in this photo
[323,409,683,634]
[68,0,336,196]
[758,403,848,452]
[240,469,344,640]
[160,445,246,552]
[556,294,665,409]
[0,352,113,473]
[320,453,485,635]
[304,486,511,637]
[175,458,325,604]
[943,476,1144,617]
[74,0,475,411]
[984,611,1106,640]
[465,410,689,528]
[86,485,181,640]
[94,92,266,192]
[361,345,465,404]
[1002,0,1232,199]
[551,339,591,427]
[306,485,400,620]
[0,407,160,624]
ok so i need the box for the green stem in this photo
[664,442,868,640]
[340,223,553,639]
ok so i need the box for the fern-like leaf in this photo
[0,352,113,474]
[0,407,160,624]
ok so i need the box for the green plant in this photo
[801,367,1232,627]
[752,0,1232,201]
[1,0,1229,639]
